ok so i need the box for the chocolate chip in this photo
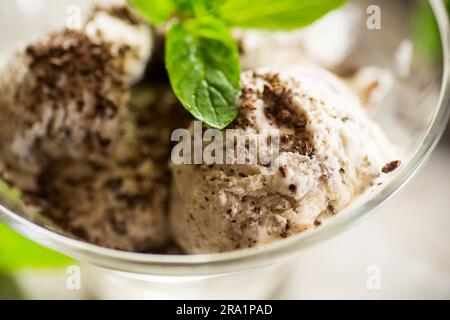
[327,204,336,215]
[382,160,401,174]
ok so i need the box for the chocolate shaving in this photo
[382,160,401,174]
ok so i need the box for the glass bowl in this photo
[1,0,449,299]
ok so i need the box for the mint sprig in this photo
[129,0,176,24]
[166,19,240,129]
[173,0,226,17]
[130,0,347,129]
[219,0,346,30]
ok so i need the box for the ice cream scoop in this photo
[0,5,152,192]
[85,5,153,84]
[0,5,185,252]
[20,84,189,252]
[170,65,397,254]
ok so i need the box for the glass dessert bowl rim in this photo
[1,0,450,276]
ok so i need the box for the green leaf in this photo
[219,0,347,30]
[0,223,73,273]
[165,18,240,129]
[173,0,227,17]
[128,0,176,24]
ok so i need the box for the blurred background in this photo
[1,0,450,299]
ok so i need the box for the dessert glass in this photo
[1,0,449,299]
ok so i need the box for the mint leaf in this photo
[219,0,347,30]
[128,0,176,24]
[165,18,240,129]
[173,0,226,17]
[0,223,72,273]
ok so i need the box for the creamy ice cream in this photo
[0,5,152,192]
[19,85,176,252]
[85,5,153,83]
[170,66,397,254]
[40,83,188,252]
[0,5,190,252]
[23,84,189,252]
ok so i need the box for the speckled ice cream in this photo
[0,6,152,191]
[85,6,153,83]
[23,84,190,252]
[170,66,397,254]
[0,6,186,252]
[345,66,394,109]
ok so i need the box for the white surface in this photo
[13,143,450,299]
